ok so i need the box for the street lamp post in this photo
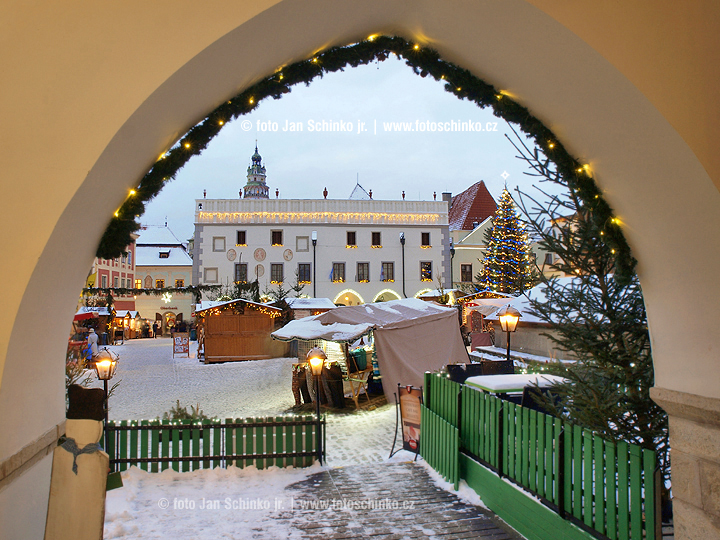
[306,347,326,464]
[497,306,521,364]
[92,347,119,454]
[311,231,317,298]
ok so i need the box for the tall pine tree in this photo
[509,130,670,489]
[477,188,538,295]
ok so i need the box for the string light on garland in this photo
[96,35,636,285]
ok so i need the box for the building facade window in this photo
[175,279,184,288]
[381,262,394,282]
[357,262,369,282]
[121,278,125,288]
[128,251,132,266]
[332,262,345,282]
[135,279,142,289]
[271,230,283,246]
[544,253,554,265]
[159,250,170,259]
[113,277,119,288]
[212,237,226,252]
[371,232,382,247]
[155,279,165,288]
[271,263,283,283]
[235,263,248,283]
[296,236,309,252]
[203,268,218,283]
[461,264,473,282]
[101,275,107,288]
[421,261,433,282]
[298,263,311,283]
[236,230,247,246]
[346,231,357,247]
[421,232,431,247]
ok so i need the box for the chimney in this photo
[442,192,452,203]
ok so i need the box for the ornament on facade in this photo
[402,191,405,200]
[323,187,328,199]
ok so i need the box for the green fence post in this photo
[617,441,629,540]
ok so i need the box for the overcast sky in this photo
[143,56,547,242]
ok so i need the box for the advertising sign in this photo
[399,385,423,453]
[173,332,190,358]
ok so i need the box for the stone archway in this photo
[2,3,720,538]
[333,289,364,306]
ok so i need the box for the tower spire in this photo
[243,144,270,199]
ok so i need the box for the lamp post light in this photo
[92,347,119,453]
[306,347,326,464]
[497,306,521,364]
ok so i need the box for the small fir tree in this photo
[477,188,538,295]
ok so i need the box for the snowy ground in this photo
[90,338,399,467]
[95,338,516,539]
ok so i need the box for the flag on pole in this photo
[329,266,334,281]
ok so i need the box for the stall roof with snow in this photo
[272,298,468,401]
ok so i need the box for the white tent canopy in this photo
[272,298,468,402]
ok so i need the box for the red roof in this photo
[449,181,497,230]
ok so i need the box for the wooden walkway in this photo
[276,462,524,539]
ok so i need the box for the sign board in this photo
[172,332,190,358]
[399,385,423,453]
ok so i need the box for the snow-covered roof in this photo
[272,298,454,342]
[417,289,463,298]
[115,310,141,318]
[136,225,185,246]
[135,245,192,267]
[483,277,578,325]
[76,306,112,317]
[285,298,336,310]
[195,298,282,314]
[449,181,497,231]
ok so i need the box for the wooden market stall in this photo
[195,299,288,363]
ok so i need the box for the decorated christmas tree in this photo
[477,188,538,295]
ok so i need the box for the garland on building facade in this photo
[83,285,221,305]
[97,35,635,284]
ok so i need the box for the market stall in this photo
[272,298,468,404]
[195,299,288,363]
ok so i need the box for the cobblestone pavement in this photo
[277,462,523,540]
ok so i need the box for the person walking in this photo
[87,328,99,357]
[152,321,159,338]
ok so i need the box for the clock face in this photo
[283,249,293,261]
[254,248,266,262]
[226,249,237,261]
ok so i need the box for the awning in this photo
[73,312,98,321]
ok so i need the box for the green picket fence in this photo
[419,404,459,490]
[423,372,661,540]
[103,415,323,472]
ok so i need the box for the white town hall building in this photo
[192,146,450,305]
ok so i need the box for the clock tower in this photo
[243,144,270,199]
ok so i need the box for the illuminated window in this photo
[420,261,433,282]
[135,279,142,289]
[236,230,246,246]
[347,231,357,247]
[461,264,473,282]
[371,232,381,247]
[298,263,311,283]
[421,232,431,247]
[271,230,283,246]
[212,237,226,252]
[271,263,283,283]
[357,262,369,282]
[381,262,394,282]
[235,263,248,283]
[175,279,184,288]
[155,279,165,288]
[332,262,345,282]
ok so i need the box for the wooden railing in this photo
[102,415,324,472]
[423,372,661,540]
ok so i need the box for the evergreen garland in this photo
[97,35,635,284]
[83,285,221,304]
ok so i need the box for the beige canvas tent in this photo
[272,298,468,402]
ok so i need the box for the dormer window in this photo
[159,251,170,259]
